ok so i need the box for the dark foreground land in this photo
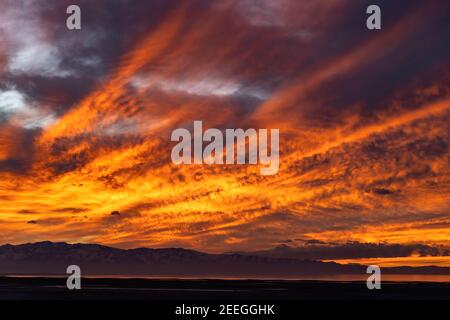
[1,277,450,300]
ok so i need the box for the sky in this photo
[0,0,449,266]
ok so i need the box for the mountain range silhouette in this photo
[1,241,449,277]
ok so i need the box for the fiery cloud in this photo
[0,0,449,266]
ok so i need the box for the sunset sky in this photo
[0,0,449,267]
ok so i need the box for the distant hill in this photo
[0,241,449,277]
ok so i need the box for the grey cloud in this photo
[242,242,450,260]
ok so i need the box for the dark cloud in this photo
[0,0,178,151]
[0,127,39,173]
[243,242,450,261]
[370,188,396,196]
[18,209,38,214]
[51,207,88,214]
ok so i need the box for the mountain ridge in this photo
[1,241,449,277]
